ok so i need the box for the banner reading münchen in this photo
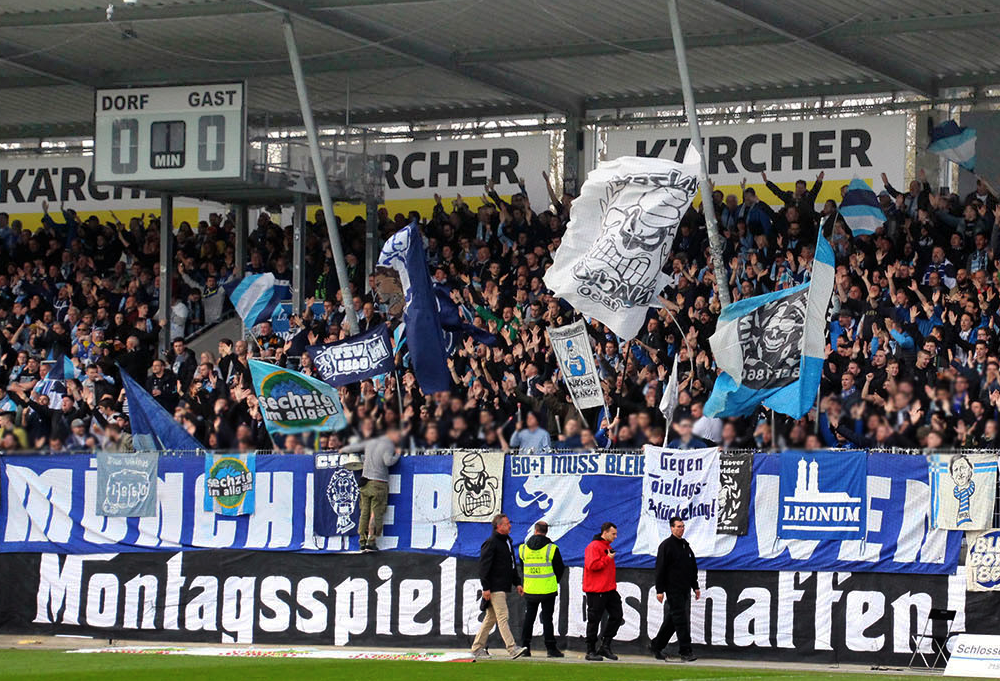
[249,359,348,436]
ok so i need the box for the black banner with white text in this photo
[0,550,985,664]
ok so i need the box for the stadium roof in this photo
[2,0,1000,139]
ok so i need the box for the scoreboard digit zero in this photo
[93,82,246,183]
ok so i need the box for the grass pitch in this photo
[0,649,928,681]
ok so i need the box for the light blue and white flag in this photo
[705,235,835,418]
[224,273,287,327]
[929,120,976,172]
[34,355,77,400]
[839,179,886,236]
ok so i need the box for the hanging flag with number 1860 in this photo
[544,149,700,340]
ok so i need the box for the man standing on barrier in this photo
[650,517,700,662]
[518,521,565,657]
[472,513,528,660]
[340,425,403,552]
[583,521,624,661]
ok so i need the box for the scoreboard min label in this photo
[93,83,245,183]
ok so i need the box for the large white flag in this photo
[544,151,700,340]
[548,320,604,411]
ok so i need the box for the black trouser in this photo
[521,592,557,649]
[585,590,624,652]
[651,591,692,656]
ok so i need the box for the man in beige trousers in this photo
[471,514,528,659]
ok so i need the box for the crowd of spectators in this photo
[1,162,998,455]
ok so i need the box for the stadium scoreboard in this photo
[93,82,246,183]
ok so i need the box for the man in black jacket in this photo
[471,514,528,660]
[650,517,701,662]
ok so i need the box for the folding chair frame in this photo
[908,608,959,670]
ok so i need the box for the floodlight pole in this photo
[282,14,359,334]
[666,0,731,308]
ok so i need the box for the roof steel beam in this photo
[249,0,585,116]
[584,81,898,110]
[456,10,1000,64]
[95,53,407,86]
[0,40,96,87]
[0,0,435,26]
[707,0,935,96]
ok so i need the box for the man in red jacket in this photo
[583,521,623,661]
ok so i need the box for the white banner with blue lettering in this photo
[778,451,867,540]
[636,446,720,556]
[0,451,959,574]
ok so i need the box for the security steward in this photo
[649,516,701,662]
[518,521,566,657]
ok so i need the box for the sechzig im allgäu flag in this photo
[543,149,700,340]
[839,178,886,236]
[204,453,256,516]
[249,359,348,436]
[928,119,976,172]
[705,235,835,418]
[374,220,450,393]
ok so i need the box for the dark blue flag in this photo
[433,283,497,349]
[314,455,361,537]
[120,367,203,451]
[307,324,395,387]
[375,221,450,393]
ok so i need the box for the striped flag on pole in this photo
[705,235,836,418]
[225,273,285,327]
[839,179,886,236]
[928,120,976,172]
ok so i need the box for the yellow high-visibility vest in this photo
[519,542,558,594]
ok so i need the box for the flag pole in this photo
[659,299,697,383]
[666,0,731,309]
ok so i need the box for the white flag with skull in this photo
[544,150,701,340]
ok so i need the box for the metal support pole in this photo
[939,102,955,192]
[282,14,359,334]
[234,203,248,278]
[292,195,306,315]
[159,193,173,358]
[563,115,586,196]
[365,198,379,295]
[666,0,731,308]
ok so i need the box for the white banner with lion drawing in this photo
[451,451,505,522]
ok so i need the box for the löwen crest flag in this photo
[544,149,700,340]
[705,235,835,418]
[249,359,348,436]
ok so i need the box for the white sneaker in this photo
[472,649,491,659]
[511,646,528,659]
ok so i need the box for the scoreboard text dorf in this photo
[93,82,246,183]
